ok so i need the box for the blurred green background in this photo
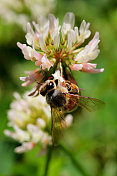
[0,0,117,175]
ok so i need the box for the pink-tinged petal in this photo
[21,80,33,87]
[82,63,104,73]
[20,77,27,81]
[20,77,33,87]
[17,42,33,60]
[75,32,100,63]
[41,54,53,70]
[70,64,83,71]
[34,50,43,64]
[20,68,43,87]
[25,68,39,75]
[35,53,43,66]
[34,51,43,60]
[17,42,42,62]
[35,54,52,69]
[20,76,32,82]
[28,70,42,82]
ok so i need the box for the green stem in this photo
[43,146,53,176]
[59,144,90,176]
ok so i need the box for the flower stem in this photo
[43,146,53,176]
[59,144,90,176]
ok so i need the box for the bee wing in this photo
[69,94,105,112]
[78,96,105,111]
[51,107,66,145]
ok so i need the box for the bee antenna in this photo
[41,65,44,79]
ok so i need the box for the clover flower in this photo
[4,92,73,153]
[0,0,55,29]
[18,12,104,86]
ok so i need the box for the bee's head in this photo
[40,80,56,96]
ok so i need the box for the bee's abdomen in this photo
[46,89,66,108]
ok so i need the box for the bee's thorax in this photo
[46,89,67,108]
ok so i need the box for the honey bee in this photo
[30,70,104,145]
[29,70,105,145]
[40,77,79,111]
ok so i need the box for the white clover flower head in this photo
[4,92,52,153]
[18,12,104,86]
[5,91,73,153]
